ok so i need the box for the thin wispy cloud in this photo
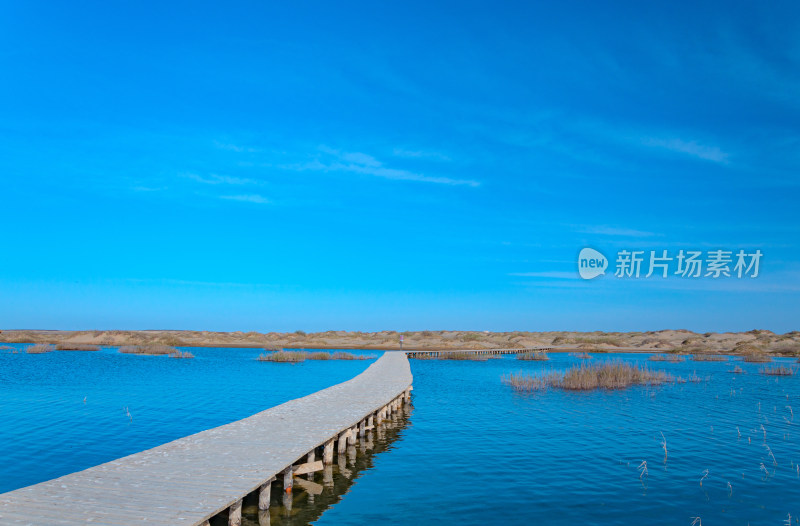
[642,137,729,163]
[219,194,270,204]
[131,186,167,192]
[392,148,451,161]
[509,271,576,279]
[182,173,259,186]
[578,225,658,237]
[284,147,480,187]
[213,141,261,153]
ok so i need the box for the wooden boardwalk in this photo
[405,346,552,358]
[0,352,412,526]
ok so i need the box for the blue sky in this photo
[1,1,798,332]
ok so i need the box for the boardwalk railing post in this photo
[323,438,334,464]
[228,498,242,526]
[258,478,274,510]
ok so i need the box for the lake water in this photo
[2,347,799,525]
[0,345,375,494]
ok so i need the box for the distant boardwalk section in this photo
[406,346,552,358]
[0,352,412,526]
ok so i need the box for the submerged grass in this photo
[55,343,101,351]
[503,361,674,392]
[25,344,55,354]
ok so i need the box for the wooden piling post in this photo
[338,430,348,453]
[228,499,242,526]
[348,426,357,446]
[258,478,274,510]
[283,466,293,493]
[359,419,365,437]
[323,439,334,464]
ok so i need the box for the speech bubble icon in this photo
[578,248,607,280]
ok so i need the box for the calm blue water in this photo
[3,349,799,525]
[0,345,375,493]
[318,353,800,526]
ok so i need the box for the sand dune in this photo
[1,329,798,356]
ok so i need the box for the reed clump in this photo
[258,350,307,362]
[517,351,549,361]
[503,361,674,392]
[502,371,560,391]
[738,344,772,363]
[308,351,332,360]
[25,344,55,354]
[55,343,101,351]
[169,350,194,359]
[119,345,176,355]
[692,353,727,362]
[570,352,593,359]
[760,365,795,376]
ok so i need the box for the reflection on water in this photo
[210,401,412,526]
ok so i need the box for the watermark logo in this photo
[578,248,608,280]
[576,248,762,280]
